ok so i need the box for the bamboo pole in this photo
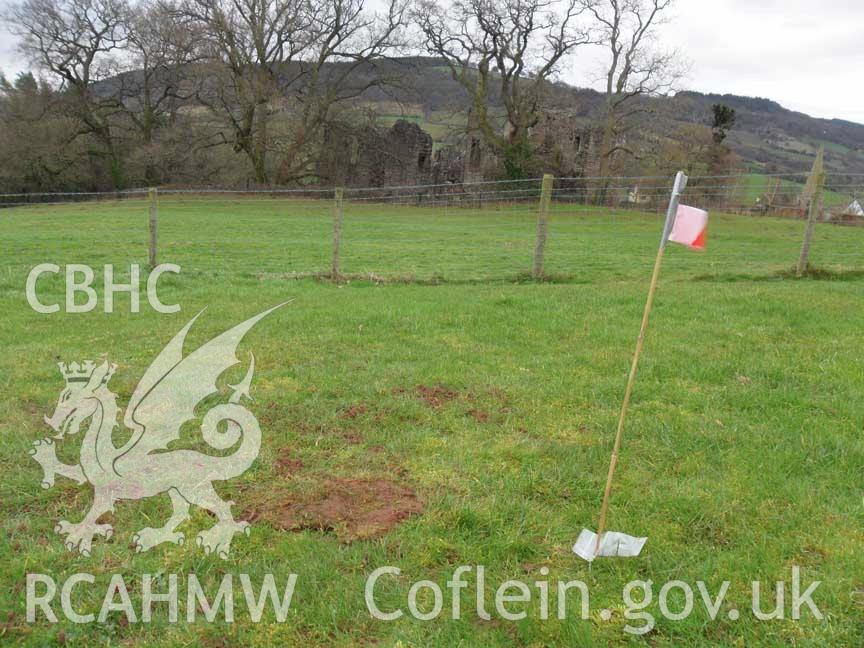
[593,171,687,556]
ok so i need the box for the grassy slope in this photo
[1,199,863,646]
[732,174,853,209]
[360,61,864,177]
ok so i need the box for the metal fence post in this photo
[148,187,158,269]
[331,187,344,278]
[533,174,554,279]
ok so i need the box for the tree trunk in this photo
[98,127,125,189]
[254,107,268,185]
[594,110,616,204]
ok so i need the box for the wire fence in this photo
[1,173,862,284]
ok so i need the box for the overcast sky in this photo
[644,0,863,123]
[0,0,861,124]
[564,0,863,124]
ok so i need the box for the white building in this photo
[844,199,864,217]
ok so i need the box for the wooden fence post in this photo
[331,187,344,278]
[148,187,158,269]
[796,147,825,277]
[533,174,554,279]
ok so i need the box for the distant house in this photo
[844,200,864,217]
[843,200,864,216]
[830,198,864,222]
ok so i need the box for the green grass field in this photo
[1,198,863,646]
[728,174,853,209]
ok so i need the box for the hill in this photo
[353,58,864,178]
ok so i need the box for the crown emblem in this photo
[58,361,116,385]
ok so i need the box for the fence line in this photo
[2,172,862,284]
[2,180,859,216]
[4,170,864,200]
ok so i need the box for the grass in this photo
[4,194,862,282]
[1,198,863,646]
[730,173,853,209]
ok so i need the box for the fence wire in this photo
[1,174,862,283]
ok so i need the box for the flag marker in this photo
[575,171,707,562]
[669,204,708,250]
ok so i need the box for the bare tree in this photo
[415,0,590,178]
[179,0,407,185]
[0,72,93,190]
[121,0,203,183]
[272,0,409,183]
[580,0,683,189]
[5,0,132,187]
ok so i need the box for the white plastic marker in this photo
[669,204,708,250]
[574,171,708,562]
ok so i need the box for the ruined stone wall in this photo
[318,113,600,193]
[452,109,600,186]
[530,111,600,179]
[318,119,434,189]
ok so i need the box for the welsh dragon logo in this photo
[29,304,285,559]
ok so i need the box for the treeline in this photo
[1,0,718,193]
[1,0,413,192]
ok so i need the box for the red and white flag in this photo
[668,204,708,250]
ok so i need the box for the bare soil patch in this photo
[274,448,304,475]
[404,384,462,408]
[466,408,491,423]
[342,430,363,445]
[340,403,368,419]
[247,477,422,542]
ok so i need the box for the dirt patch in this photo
[247,477,422,542]
[342,430,363,445]
[466,408,491,423]
[409,384,462,408]
[274,449,304,475]
[340,404,368,420]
